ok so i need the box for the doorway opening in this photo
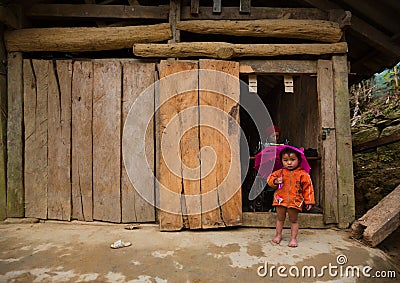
[240,73,323,214]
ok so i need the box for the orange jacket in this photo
[267,167,315,211]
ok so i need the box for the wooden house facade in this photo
[2,0,397,231]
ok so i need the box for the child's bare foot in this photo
[288,239,298,247]
[272,235,281,244]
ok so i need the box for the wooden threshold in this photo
[242,212,333,228]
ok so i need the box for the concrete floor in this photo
[0,221,399,283]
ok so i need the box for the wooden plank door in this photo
[23,59,156,223]
[121,61,156,223]
[317,59,338,224]
[157,59,242,231]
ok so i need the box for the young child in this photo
[267,147,315,247]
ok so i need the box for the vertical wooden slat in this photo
[92,60,121,223]
[333,55,355,228]
[72,61,93,221]
[158,60,198,231]
[169,0,181,43]
[7,52,24,217]
[213,0,221,13]
[47,60,72,220]
[200,59,242,227]
[180,69,201,229]
[199,61,225,228]
[240,0,251,13]
[24,59,48,218]
[122,61,155,223]
[0,36,6,220]
[190,0,199,14]
[317,59,338,224]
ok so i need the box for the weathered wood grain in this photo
[317,60,338,224]
[333,55,355,228]
[243,212,329,228]
[71,61,93,221]
[5,23,172,52]
[47,60,72,220]
[24,60,48,219]
[0,38,6,220]
[177,20,342,43]
[239,60,317,74]
[92,61,121,223]
[199,59,242,227]
[157,60,198,231]
[133,42,348,59]
[6,53,24,217]
[121,61,155,223]
[181,6,328,20]
[26,4,169,19]
[351,184,400,247]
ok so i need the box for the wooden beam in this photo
[332,55,355,228]
[133,42,348,59]
[353,132,400,153]
[302,0,400,58]
[242,212,331,228]
[339,0,399,34]
[181,6,329,20]
[26,4,169,20]
[4,23,172,52]
[177,20,342,43]
[239,60,317,74]
[351,184,400,247]
[7,52,24,217]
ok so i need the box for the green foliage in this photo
[350,62,400,126]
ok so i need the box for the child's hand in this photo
[274,177,283,185]
[305,204,313,211]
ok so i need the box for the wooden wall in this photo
[22,59,155,223]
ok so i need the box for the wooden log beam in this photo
[181,7,330,20]
[4,23,172,52]
[133,42,348,59]
[177,19,342,43]
[351,184,400,247]
[26,4,169,20]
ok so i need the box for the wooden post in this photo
[0,28,7,220]
[7,52,24,217]
[333,55,355,228]
[317,60,338,224]
[168,0,181,44]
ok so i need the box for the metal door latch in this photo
[322,127,335,140]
